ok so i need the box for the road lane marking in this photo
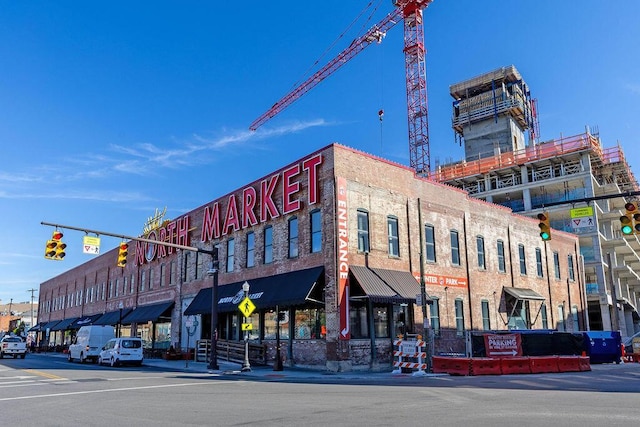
[22,369,67,380]
[0,381,221,402]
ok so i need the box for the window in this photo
[169,261,175,285]
[393,305,411,337]
[109,280,113,298]
[455,298,465,336]
[481,300,490,330]
[226,239,235,272]
[140,271,146,292]
[568,255,575,281]
[476,236,486,270]
[264,226,273,264]
[553,251,561,280]
[182,252,190,282]
[130,274,135,294]
[115,279,119,297]
[264,309,288,340]
[518,244,527,275]
[557,305,566,331]
[123,277,128,295]
[288,217,299,258]
[571,305,579,331]
[535,248,543,278]
[450,230,460,266]
[425,224,436,262]
[541,303,549,329]
[497,240,506,273]
[160,264,166,287]
[294,307,325,339]
[149,269,154,290]
[357,210,370,253]
[349,303,369,339]
[387,216,399,257]
[195,252,204,280]
[246,232,255,267]
[373,305,389,338]
[310,209,322,253]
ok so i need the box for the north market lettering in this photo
[200,154,322,242]
[135,154,322,265]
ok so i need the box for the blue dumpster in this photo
[582,331,622,364]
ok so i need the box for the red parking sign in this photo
[484,333,522,357]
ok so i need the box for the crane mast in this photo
[250,0,433,175]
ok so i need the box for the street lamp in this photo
[207,247,220,371]
[118,301,124,338]
[241,281,251,372]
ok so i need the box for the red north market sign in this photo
[484,333,523,357]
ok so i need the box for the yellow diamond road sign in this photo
[238,297,256,317]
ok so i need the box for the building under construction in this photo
[431,65,640,337]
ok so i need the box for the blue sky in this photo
[1,1,639,305]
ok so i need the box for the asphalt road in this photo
[1,354,639,426]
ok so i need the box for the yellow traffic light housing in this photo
[117,242,129,268]
[44,240,57,259]
[621,202,637,235]
[537,211,551,241]
[44,230,65,260]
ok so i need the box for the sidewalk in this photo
[38,351,419,381]
[142,356,412,381]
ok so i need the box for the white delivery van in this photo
[98,337,144,367]
[68,325,115,363]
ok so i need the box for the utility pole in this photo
[27,288,37,331]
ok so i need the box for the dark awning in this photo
[69,314,103,329]
[122,302,174,324]
[50,317,79,331]
[27,323,44,332]
[349,266,425,304]
[184,266,324,316]
[93,308,133,326]
[41,320,61,331]
[503,287,546,301]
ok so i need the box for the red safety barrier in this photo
[470,357,502,376]
[432,356,471,375]
[431,356,450,374]
[447,357,471,376]
[578,356,591,371]
[556,356,581,372]
[529,356,559,374]
[500,357,531,374]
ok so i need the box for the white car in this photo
[98,337,143,367]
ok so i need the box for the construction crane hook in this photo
[378,109,384,121]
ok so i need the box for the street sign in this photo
[570,207,594,218]
[241,323,253,331]
[238,297,256,317]
[571,216,595,229]
[484,333,522,357]
[82,236,101,255]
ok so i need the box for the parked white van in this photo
[68,325,115,363]
[98,337,143,367]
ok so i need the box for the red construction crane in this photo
[249,0,433,175]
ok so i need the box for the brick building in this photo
[38,143,583,371]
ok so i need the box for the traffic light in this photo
[620,202,637,235]
[537,211,551,241]
[117,242,129,268]
[44,230,66,260]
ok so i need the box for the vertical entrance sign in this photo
[336,177,350,340]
